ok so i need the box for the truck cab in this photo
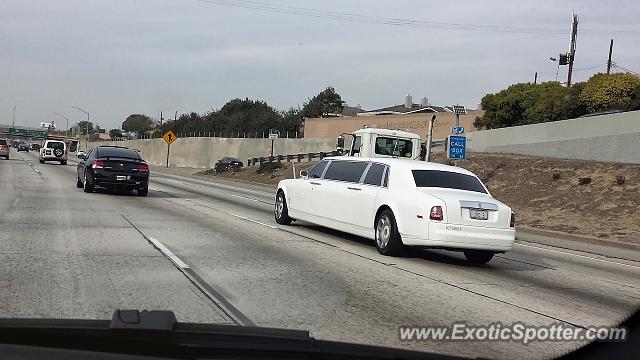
[341,127,422,160]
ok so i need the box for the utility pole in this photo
[174,111,177,121]
[160,110,163,125]
[607,39,614,74]
[534,72,538,84]
[567,12,578,87]
[12,105,16,127]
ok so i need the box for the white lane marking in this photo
[149,187,160,191]
[227,212,277,229]
[33,168,40,174]
[148,237,190,269]
[515,243,640,270]
[231,194,260,202]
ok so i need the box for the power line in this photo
[194,0,640,35]
[611,62,640,76]
[573,63,606,71]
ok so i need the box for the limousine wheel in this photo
[375,209,404,256]
[463,250,495,264]
[275,190,292,225]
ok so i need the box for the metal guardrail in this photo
[247,150,341,166]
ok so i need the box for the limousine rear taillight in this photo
[429,206,443,221]
[510,212,516,228]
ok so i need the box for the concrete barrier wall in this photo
[467,110,640,164]
[92,137,336,168]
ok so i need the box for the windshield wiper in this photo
[0,309,461,359]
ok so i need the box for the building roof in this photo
[356,104,453,116]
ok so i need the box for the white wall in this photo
[92,137,336,168]
[467,111,640,164]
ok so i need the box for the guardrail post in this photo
[268,156,275,163]
[308,153,313,161]
[253,157,258,166]
[286,154,292,162]
[259,157,264,166]
[297,153,303,162]
[277,155,283,163]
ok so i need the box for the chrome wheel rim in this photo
[275,194,284,219]
[376,215,391,249]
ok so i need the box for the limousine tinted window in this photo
[363,163,385,186]
[412,170,487,194]
[324,161,368,183]
[308,160,329,178]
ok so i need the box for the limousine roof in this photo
[323,156,477,177]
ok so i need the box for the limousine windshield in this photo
[412,170,487,194]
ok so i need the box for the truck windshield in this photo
[375,137,412,158]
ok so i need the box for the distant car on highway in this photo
[0,139,9,159]
[275,157,516,263]
[76,146,150,196]
[30,143,41,151]
[39,140,68,164]
[17,142,30,152]
[213,157,243,172]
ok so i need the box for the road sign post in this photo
[268,130,279,157]
[163,130,177,168]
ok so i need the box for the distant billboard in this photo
[40,122,56,129]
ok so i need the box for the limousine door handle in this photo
[310,182,321,185]
[347,186,362,191]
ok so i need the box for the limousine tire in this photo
[375,209,404,256]
[275,190,292,225]
[463,250,495,264]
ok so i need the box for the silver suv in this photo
[39,140,68,165]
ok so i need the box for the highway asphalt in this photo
[1,150,639,359]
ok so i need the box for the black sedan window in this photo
[96,148,140,159]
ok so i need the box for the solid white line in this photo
[148,237,190,269]
[227,212,277,229]
[515,243,640,270]
[33,168,40,173]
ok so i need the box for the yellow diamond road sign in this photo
[163,130,177,145]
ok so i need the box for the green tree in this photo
[564,82,588,119]
[302,87,344,118]
[122,114,154,136]
[474,82,569,129]
[108,129,122,139]
[77,121,94,135]
[579,73,640,113]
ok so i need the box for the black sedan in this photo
[17,143,30,152]
[213,157,243,172]
[77,146,149,196]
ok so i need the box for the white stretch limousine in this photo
[275,157,515,263]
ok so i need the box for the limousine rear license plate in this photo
[470,208,488,220]
[116,175,129,181]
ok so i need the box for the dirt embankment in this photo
[200,153,640,244]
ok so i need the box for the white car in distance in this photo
[275,157,515,264]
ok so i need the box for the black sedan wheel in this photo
[83,172,94,193]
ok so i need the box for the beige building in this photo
[304,107,483,140]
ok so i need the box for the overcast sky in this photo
[1,0,638,129]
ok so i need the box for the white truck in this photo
[338,127,425,160]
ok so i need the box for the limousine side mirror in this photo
[299,170,308,178]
